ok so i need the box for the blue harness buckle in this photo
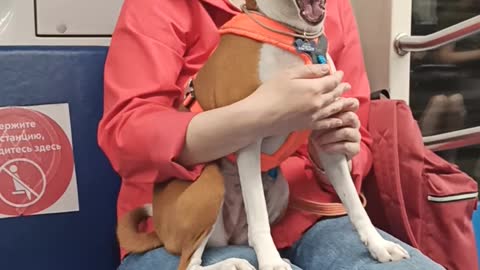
[267,167,279,180]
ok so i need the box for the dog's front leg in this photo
[236,139,291,270]
[317,152,410,262]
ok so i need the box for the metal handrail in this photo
[395,15,480,55]
[424,127,480,152]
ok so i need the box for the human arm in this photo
[433,6,480,65]
[435,44,480,64]
[97,0,208,184]
[99,0,287,184]
[98,0,356,184]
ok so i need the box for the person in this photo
[433,0,480,67]
[97,0,445,269]
[432,0,480,128]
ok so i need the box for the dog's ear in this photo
[245,0,258,10]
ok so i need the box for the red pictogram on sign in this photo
[0,107,74,216]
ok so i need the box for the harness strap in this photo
[289,193,367,217]
[182,78,202,113]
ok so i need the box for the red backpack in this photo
[364,95,479,270]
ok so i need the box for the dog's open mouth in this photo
[295,0,326,25]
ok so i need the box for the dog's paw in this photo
[259,258,292,270]
[359,228,410,263]
[199,258,256,270]
[249,233,291,270]
[368,239,410,263]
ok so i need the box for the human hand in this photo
[243,64,357,137]
[307,104,361,170]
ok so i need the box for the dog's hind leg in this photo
[155,164,228,270]
[236,139,292,270]
[317,152,410,263]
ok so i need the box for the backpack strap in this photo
[368,99,419,247]
[370,89,390,100]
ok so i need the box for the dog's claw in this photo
[259,259,292,270]
[369,239,410,263]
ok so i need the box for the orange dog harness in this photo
[184,12,335,174]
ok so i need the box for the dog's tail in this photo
[116,204,162,254]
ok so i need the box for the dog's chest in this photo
[218,159,289,245]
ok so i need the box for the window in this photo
[410,0,480,181]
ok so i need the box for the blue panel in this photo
[474,205,480,268]
[0,47,121,270]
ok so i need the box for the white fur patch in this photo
[258,44,303,83]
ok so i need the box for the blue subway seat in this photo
[0,47,121,270]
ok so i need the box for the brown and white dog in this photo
[116,1,410,270]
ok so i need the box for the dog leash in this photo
[240,4,324,40]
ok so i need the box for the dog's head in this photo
[252,0,327,33]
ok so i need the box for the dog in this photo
[116,1,410,270]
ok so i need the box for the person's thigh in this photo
[287,216,445,270]
[118,245,302,270]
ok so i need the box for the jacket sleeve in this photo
[97,0,204,184]
[296,0,373,193]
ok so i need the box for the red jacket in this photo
[98,0,373,258]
